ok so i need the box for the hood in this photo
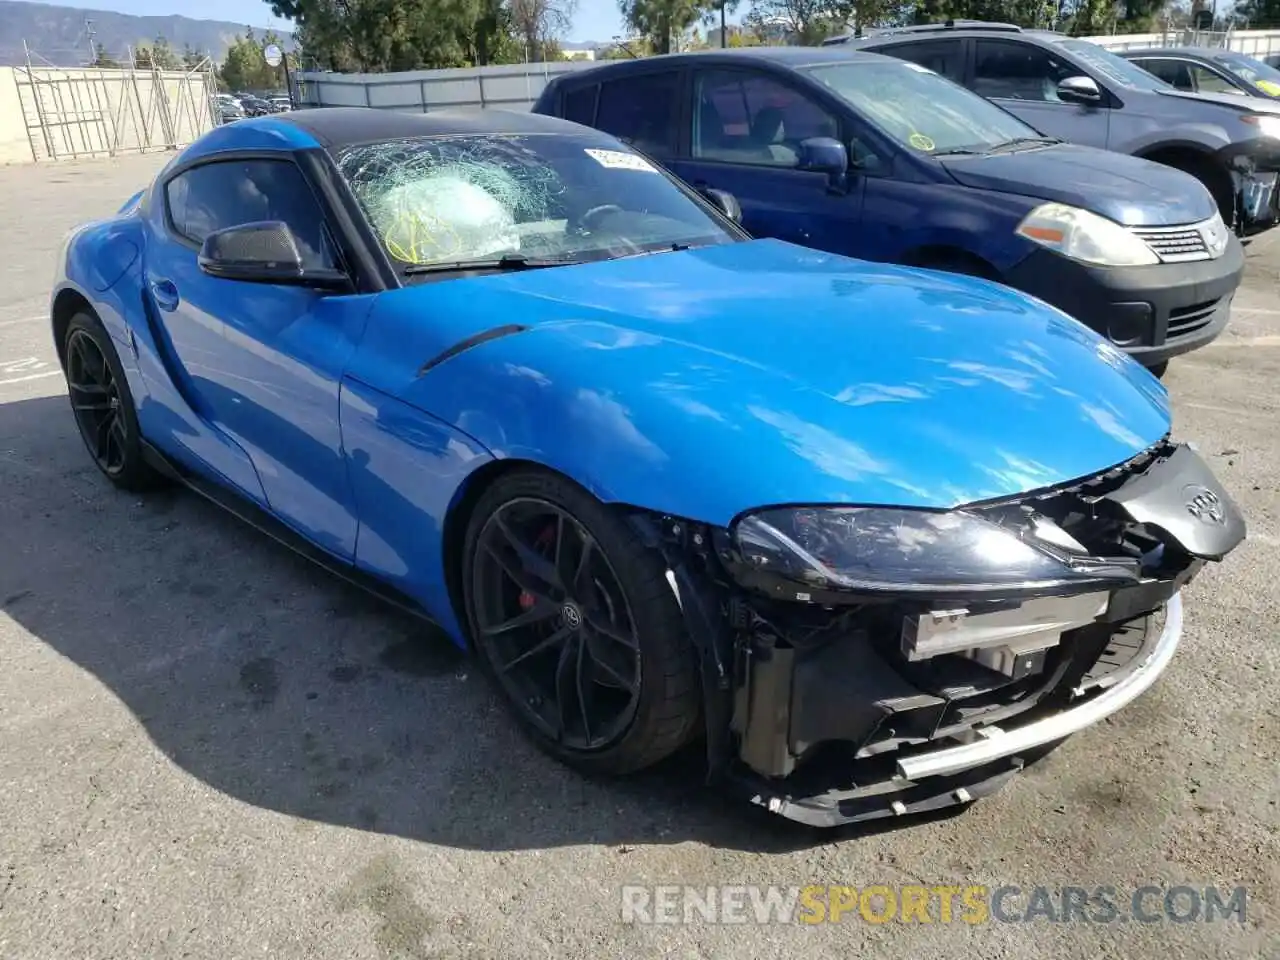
[388,240,1172,526]
[1154,87,1280,113]
[940,142,1216,226]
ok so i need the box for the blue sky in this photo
[65,0,628,42]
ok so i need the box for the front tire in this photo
[462,468,701,775]
[62,311,163,492]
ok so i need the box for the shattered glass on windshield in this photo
[335,133,736,271]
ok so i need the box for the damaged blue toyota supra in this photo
[51,108,1245,826]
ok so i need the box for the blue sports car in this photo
[51,107,1245,827]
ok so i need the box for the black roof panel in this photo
[274,106,592,151]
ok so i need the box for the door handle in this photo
[149,278,179,311]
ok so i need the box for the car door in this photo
[143,155,369,558]
[970,38,1111,148]
[668,67,864,256]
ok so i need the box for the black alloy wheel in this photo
[463,469,700,775]
[62,312,162,491]
[472,497,643,751]
[66,327,127,477]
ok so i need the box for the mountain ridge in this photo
[0,0,290,67]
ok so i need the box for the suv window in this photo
[563,84,598,126]
[165,159,335,269]
[973,39,1077,102]
[1133,57,1191,89]
[875,39,964,83]
[595,72,680,157]
[693,69,839,168]
[1189,64,1242,94]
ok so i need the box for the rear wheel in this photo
[62,311,163,492]
[462,468,700,775]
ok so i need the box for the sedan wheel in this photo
[464,470,700,774]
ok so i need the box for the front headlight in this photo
[733,507,1133,595]
[1202,209,1230,258]
[1243,114,1280,139]
[1016,202,1159,267]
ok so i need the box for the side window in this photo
[1190,64,1242,94]
[878,39,964,83]
[973,40,1078,103]
[165,159,336,270]
[1134,58,1191,89]
[693,70,839,168]
[595,72,680,157]
[563,84,598,126]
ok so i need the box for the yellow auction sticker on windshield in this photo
[1254,79,1280,96]
[585,148,657,172]
[908,132,936,152]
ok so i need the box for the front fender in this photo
[399,313,1168,529]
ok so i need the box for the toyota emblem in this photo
[1183,484,1226,526]
[561,603,583,629]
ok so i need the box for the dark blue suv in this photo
[532,47,1244,372]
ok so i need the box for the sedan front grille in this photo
[1131,224,1210,263]
[1168,298,1221,338]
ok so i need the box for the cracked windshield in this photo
[335,133,736,272]
[805,59,1045,156]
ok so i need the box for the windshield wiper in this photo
[404,253,583,276]
[987,136,1063,153]
[930,148,984,157]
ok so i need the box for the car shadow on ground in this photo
[0,394,969,853]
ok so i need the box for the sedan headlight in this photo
[1202,209,1230,258]
[733,507,1135,595]
[1242,114,1280,139]
[1016,202,1159,267]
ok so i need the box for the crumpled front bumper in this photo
[706,441,1242,828]
[1219,141,1280,233]
[723,593,1183,828]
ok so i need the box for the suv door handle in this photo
[149,278,179,311]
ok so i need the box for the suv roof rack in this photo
[873,20,1023,35]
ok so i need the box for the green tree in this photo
[182,44,207,69]
[619,0,717,54]
[1234,0,1280,25]
[138,35,181,69]
[267,0,514,71]
[220,28,288,91]
[91,42,119,67]
[509,0,577,61]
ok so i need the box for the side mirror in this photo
[701,187,742,224]
[198,220,349,289]
[797,136,849,175]
[1057,75,1102,105]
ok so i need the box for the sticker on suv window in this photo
[585,148,657,172]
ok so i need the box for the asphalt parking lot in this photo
[0,152,1276,960]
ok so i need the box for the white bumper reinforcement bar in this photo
[896,592,1184,781]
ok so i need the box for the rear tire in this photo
[62,311,164,492]
[462,468,701,776]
